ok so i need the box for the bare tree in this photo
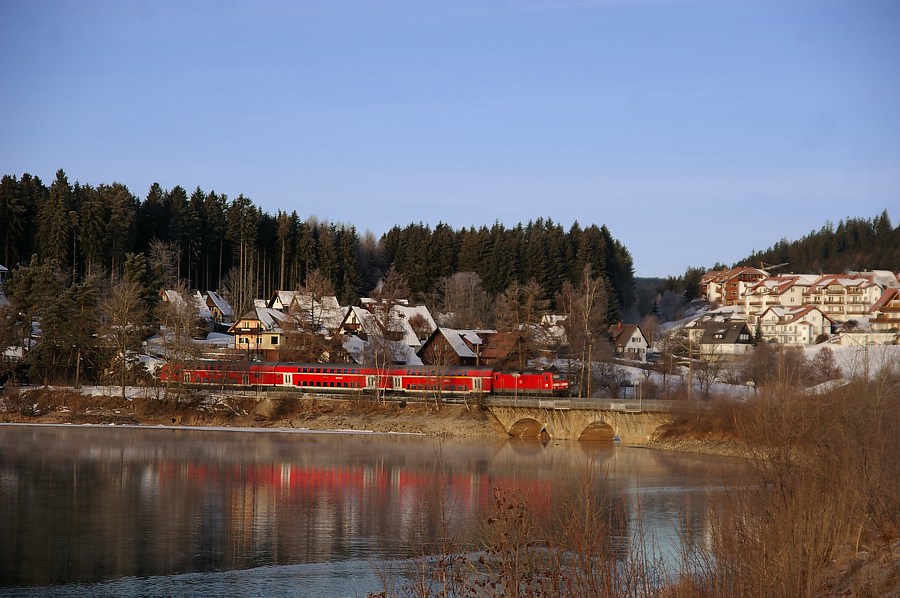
[493,279,549,371]
[282,269,342,362]
[654,331,682,397]
[696,347,727,401]
[560,266,608,398]
[639,314,660,348]
[808,346,843,385]
[100,278,148,400]
[221,266,255,323]
[362,267,411,403]
[156,283,202,399]
[438,271,491,328]
[149,239,180,290]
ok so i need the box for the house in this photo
[869,288,900,332]
[803,274,884,320]
[271,291,346,333]
[742,274,818,314]
[698,321,754,359]
[337,305,427,366]
[418,328,493,366]
[339,302,436,351]
[683,307,747,347]
[268,290,301,312]
[607,323,650,362]
[702,267,768,306]
[204,291,234,323]
[0,263,8,287]
[477,331,529,369]
[227,307,289,361]
[757,306,834,345]
[160,289,214,323]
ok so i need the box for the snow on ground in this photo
[804,343,900,380]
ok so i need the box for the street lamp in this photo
[512,372,520,406]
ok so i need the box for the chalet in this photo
[204,291,234,323]
[698,321,754,360]
[869,288,900,332]
[418,328,492,366]
[227,307,288,361]
[607,323,649,362]
[269,290,345,333]
[338,302,436,350]
[160,289,214,323]
[757,306,834,345]
[268,290,302,311]
[478,331,529,370]
[683,308,747,347]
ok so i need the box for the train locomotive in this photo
[159,361,569,398]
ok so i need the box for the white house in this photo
[804,274,885,320]
[742,274,818,314]
[757,305,834,345]
[607,323,650,362]
[698,321,754,359]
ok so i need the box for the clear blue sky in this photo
[2,0,898,278]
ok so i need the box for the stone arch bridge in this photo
[486,398,674,445]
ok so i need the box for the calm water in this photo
[0,424,746,597]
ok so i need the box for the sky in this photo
[1,0,898,278]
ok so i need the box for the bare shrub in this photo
[372,463,671,598]
[679,373,900,597]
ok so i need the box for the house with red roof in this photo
[869,288,900,332]
[757,305,835,345]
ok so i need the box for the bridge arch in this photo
[507,417,552,441]
[578,420,617,442]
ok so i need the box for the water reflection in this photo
[0,425,745,592]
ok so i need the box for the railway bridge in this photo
[486,398,674,445]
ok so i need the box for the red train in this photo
[159,361,569,397]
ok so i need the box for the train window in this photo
[329,381,334,387]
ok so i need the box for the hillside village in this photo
[4,257,898,399]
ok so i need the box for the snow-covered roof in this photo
[288,293,345,331]
[191,290,214,320]
[160,289,187,308]
[341,303,435,349]
[340,333,423,366]
[205,291,234,318]
[433,328,489,359]
[229,306,289,333]
[759,305,832,324]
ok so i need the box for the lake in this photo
[0,424,746,597]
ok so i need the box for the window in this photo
[271,336,278,345]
